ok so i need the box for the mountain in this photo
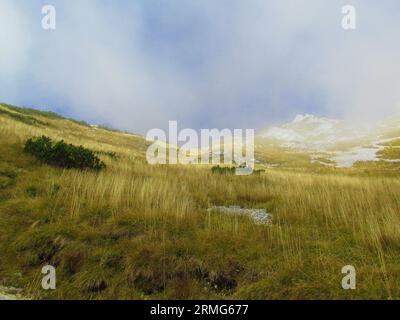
[375,116,400,141]
[258,113,400,168]
[258,114,366,151]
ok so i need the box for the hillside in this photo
[259,114,365,150]
[258,114,400,169]
[0,103,400,299]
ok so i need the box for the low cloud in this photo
[0,0,399,133]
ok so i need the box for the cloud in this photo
[1,0,400,133]
[0,0,34,98]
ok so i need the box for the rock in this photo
[4,286,22,295]
[0,286,23,300]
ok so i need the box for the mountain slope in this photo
[259,114,366,151]
[258,113,400,168]
[1,103,400,300]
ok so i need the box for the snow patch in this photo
[207,206,272,225]
[330,146,383,168]
[259,114,363,151]
[329,138,400,167]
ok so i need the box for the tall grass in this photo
[0,106,400,299]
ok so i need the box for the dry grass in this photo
[0,104,400,299]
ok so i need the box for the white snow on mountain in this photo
[263,127,305,143]
[259,114,363,151]
[259,113,400,167]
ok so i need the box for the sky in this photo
[1,0,400,134]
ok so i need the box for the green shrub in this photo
[211,165,236,175]
[24,136,106,170]
[253,169,265,175]
[211,165,265,175]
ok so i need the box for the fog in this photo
[1,0,399,133]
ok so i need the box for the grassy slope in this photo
[0,103,400,299]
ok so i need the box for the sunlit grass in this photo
[0,104,400,299]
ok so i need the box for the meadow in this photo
[0,103,399,299]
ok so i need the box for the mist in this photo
[1,0,399,133]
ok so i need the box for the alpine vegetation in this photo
[24,136,105,171]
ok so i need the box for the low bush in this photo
[24,136,106,170]
[211,165,236,175]
[253,169,265,175]
[211,165,265,175]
